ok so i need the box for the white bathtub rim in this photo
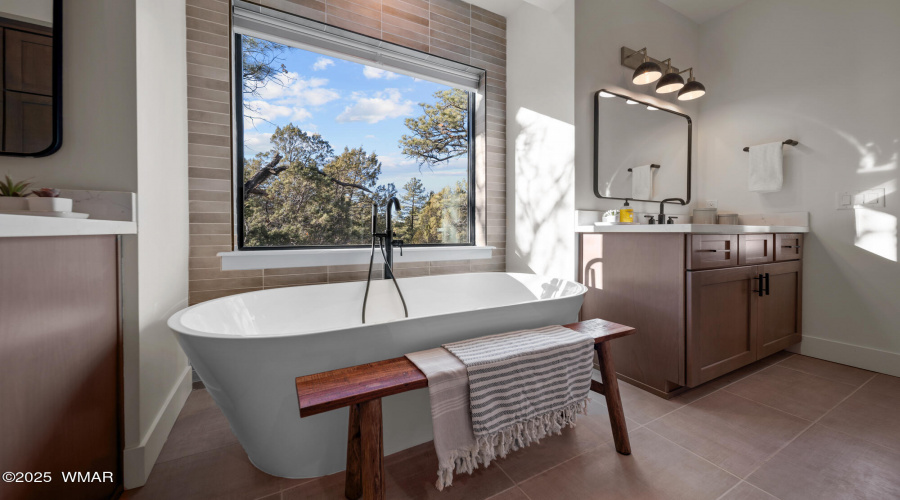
[168,272,587,340]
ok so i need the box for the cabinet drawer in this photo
[775,234,803,261]
[739,234,774,266]
[688,234,739,270]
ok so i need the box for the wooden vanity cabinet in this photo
[580,232,803,397]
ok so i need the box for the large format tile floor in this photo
[123,353,900,500]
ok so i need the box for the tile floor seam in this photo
[638,358,791,428]
[741,372,879,490]
[763,363,864,389]
[486,485,518,500]
[153,440,238,465]
[719,388,817,423]
[642,426,743,483]
[507,425,643,488]
[715,480,744,500]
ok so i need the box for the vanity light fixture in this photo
[655,60,685,94]
[677,68,706,100]
[629,48,662,85]
[621,46,706,100]
[626,99,639,105]
[599,91,616,98]
[647,106,658,110]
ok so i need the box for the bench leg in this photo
[344,400,385,500]
[345,404,363,499]
[360,398,385,500]
[596,342,631,455]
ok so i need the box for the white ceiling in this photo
[656,0,748,24]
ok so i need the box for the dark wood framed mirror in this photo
[592,89,691,204]
[0,0,62,157]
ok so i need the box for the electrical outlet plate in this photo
[706,200,718,208]
[836,191,854,210]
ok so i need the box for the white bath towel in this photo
[405,348,478,491]
[631,164,654,200]
[748,142,784,193]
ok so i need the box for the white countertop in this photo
[577,223,809,234]
[0,213,137,237]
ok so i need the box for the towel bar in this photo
[743,139,798,152]
[627,164,660,172]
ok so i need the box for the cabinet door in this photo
[687,266,759,386]
[758,261,802,358]
[687,234,739,270]
[775,234,803,261]
[4,91,53,153]
[739,234,775,265]
[4,29,54,95]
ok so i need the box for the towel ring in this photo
[627,164,661,172]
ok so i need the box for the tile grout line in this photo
[762,361,869,389]
[637,356,792,428]
[720,389,817,423]
[643,426,744,483]
[504,421,646,488]
[740,372,878,490]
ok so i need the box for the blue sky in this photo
[241,36,469,194]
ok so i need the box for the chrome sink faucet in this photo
[657,198,686,224]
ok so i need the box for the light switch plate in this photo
[859,188,886,207]
[836,191,854,210]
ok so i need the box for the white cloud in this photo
[243,131,273,152]
[254,72,340,106]
[336,89,415,124]
[363,66,401,80]
[243,100,310,127]
[365,135,376,139]
[312,57,335,71]
[378,154,417,170]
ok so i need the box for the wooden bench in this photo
[295,319,636,500]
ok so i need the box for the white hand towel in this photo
[748,142,784,193]
[631,165,653,200]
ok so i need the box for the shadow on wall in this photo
[512,107,575,278]
[836,129,898,262]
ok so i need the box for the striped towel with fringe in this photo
[407,325,595,490]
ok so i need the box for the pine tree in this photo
[400,177,427,243]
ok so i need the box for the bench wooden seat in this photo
[295,318,636,500]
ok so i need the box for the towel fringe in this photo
[435,399,588,490]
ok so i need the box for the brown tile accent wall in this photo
[186,0,506,305]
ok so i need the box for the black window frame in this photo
[233,33,477,251]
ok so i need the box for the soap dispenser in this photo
[620,199,634,223]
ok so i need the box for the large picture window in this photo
[235,33,475,249]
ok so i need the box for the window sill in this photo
[218,246,495,271]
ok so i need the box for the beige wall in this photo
[186,0,507,305]
[574,0,700,218]
[696,0,900,375]
[505,0,576,280]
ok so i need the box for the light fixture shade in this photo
[677,78,706,100]
[632,60,662,85]
[656,71,685,93]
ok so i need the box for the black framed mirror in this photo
[592,89,691,204]
[0,0,62,157]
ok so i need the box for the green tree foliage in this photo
[400,89,469,169]
[242,91,471,247]
[399,177,427,242]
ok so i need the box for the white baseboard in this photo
[790,335,900,377]
[123,365,192,489]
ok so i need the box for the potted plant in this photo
[28,188,73,212]
[0,175,32,211]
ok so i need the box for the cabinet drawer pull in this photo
[781,245,800,248]
[753,275,764,297]
[698,249,721,252]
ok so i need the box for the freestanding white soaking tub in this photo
[167,272,587,478]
